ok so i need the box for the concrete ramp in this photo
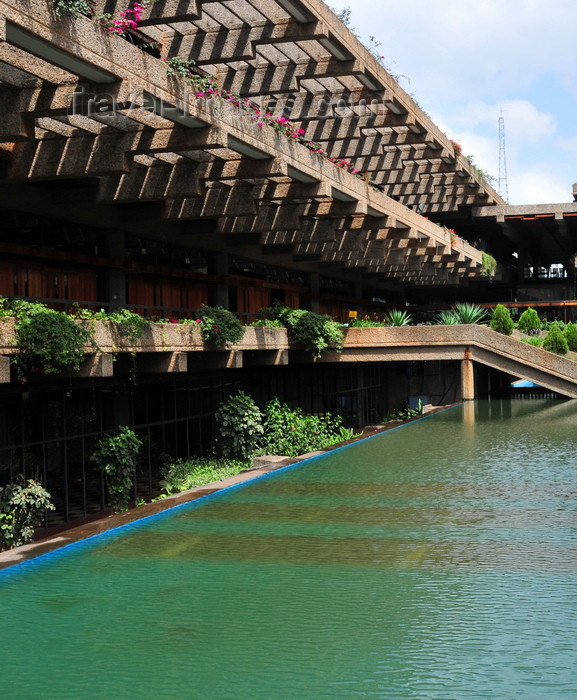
[337,325,577,399]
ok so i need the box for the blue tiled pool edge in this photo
[0,404,457,580]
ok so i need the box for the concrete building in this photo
[1,0,576,527]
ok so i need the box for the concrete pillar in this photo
[461,348,475,400]
[99,230,126,310]
[208,252,229,309]
[308,273,320,313]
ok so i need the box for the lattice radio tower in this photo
[498,109,509,203]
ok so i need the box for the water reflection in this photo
[1,400,577,699]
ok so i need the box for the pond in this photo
[1,400,576,698]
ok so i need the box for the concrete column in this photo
[208,252,229,309]
[308,273,320,313]
[99,230,126,310]
[461,348,475,400]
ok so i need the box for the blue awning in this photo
[511,379,542,388]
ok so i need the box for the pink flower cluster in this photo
[108,2,144,34]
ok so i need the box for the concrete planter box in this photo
[91,322,289,353]
[0,318,289,355]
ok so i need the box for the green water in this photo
[1,400,577,698]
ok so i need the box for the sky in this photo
[332,1,577,205]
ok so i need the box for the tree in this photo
[490,304,514,336]
[517,307,542,335]
[563,321,577,351]
[543,324,568,355]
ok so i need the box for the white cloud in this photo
[339,0,577,203]
[452,101,556,145]
[350,0,577,103]
[509,167,573,205]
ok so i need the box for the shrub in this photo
[517,307,542,335]
[454,303,487,324]
[490,304,514,335]
[10,300,94,381]
[260,397,347,457]
[520,337,543,347]
[385,309,413,326]
[215,393,354,461]
[0,477,55,551]
[91,426,143,512]
[257,304,343,356]
[435,309,459,325]
[563,321,577,351]
[215,392,264,459]
[160,457,248,495]
[193,306,245,347]
[543,323,568,355]
[384,399,423,422]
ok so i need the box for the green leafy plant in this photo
[90,426,143,512]
[464,154,496,184]
[385,309,413,326]
[435,309,459,325]
[490,304,514,335]
[10,300,94,382]
[215,392,264,460]
[481,252,497,278]
[517,307,542,335]
[257,304,343,357]
[260,397,348,457]
[347,315,386,327]
[453,303,487,325]
[53,0,92,18]
[563,321,577,351]
[543,323,568,355]
[0,477,55,551]
[384,399,423,422]
[520,337,543,347]
[160,457,248,495]
[193,306,245,347]
[101,308,150,344]
[164,57,219,94]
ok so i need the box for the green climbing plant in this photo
[215,392,264,460]
[481,252,497,278]
[91,426,143,512]
[7,300,94,382]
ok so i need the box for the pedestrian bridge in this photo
[1,320,577,399]
[333,325,577,399]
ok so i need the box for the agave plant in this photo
[435,309,459,325]
[385,309,413,326]
[453,303,487,325]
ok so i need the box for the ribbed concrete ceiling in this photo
[0,0,503,290]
